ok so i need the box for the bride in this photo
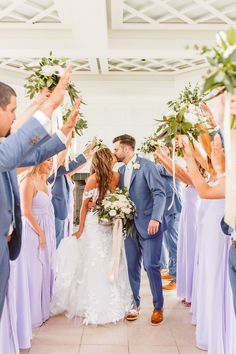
[50,148,133,325]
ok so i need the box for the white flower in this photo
[132,162,140,170]
[216,31,228,46]
[223,44,236,59]
[53,65,65,77]
[109,210,117,217]
[40,65,55,76]
[28,60,40,68]
[184,112,199,125]
[123,208,131,214]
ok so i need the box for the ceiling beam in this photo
[54,0,108,55]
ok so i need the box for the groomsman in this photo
[0,67,79,318]
[48,143,95,247]
[155,159,182,290]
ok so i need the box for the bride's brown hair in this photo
[90,148,114,205]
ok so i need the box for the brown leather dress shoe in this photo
[126,307,140,321]
[151,309,163,326]
[161,273,173,280]
[162,281,176,290]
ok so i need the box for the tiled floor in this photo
[20,274,205,354]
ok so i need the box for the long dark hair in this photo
[90,148,113,205]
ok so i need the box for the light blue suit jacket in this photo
[156,163,182,216]
[0,117,66,318]
[48,154,87,220]
[119,155,166,240]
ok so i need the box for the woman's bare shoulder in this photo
[84,174,98,191]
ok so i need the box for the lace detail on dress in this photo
[82,188,99,202]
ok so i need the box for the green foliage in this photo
[24,52,79,104]
[138,132,164,154]
[167,83,206,112]
[87,136,107,149]
[197,28,236,96]
[62,108,88,136]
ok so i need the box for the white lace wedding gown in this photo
[50,188,133,325]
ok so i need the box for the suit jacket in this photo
[0,116,66,318]
[48,154,87,220]
[156,163,182,216]
[119,155,166,239]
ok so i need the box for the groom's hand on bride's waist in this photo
[148,220,160,236]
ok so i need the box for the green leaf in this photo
[46,78,54,88]
[228,49,236,62]
[226,28,236,46]
[202,71,221,93]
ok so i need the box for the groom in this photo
[113,134,166,325]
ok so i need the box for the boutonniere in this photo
[132,162,140,170]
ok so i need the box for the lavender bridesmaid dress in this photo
[64,178,75,238]
[15,190,56,334]
[194,193,236,353]
[176,185,200,303]
[0,262,19,354]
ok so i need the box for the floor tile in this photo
[79,345,129,354]
[82,323,128,345]
[129,345,179,354]
[178,346,205,353]
[29,344,79,354]
[128,325,176,346]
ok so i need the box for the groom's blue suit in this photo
[119,155,166,310]
[0,117,66,318]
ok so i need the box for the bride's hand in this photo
[73,229,83,238]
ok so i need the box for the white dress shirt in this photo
[124,154,137,190]
[34,110,67,144]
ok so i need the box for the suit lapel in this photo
[119,164,126,189]
[129,156,141,190]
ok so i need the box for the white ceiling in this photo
[0,0,234,80]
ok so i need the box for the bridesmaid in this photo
[154,147,200,306]
[0,262,19,354]
[182,136,236,354]
[15,158,56,337]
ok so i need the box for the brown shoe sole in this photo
[151,317,163,326]
[126,315,139,321]
[150,321,163,326]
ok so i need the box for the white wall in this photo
[4,71,212,172]
[8,76,177,159]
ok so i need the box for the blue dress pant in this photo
[125,228,164,310]
[55,218,65,248]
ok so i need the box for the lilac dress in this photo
[194,192,236,353]
[176,185,200,303]
[190,198,209,325]
[15,189,56,336]
[0,262,19,354]
[64,178,75,238]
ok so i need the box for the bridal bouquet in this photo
[97,188,136,237]
[24,51,79,104]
